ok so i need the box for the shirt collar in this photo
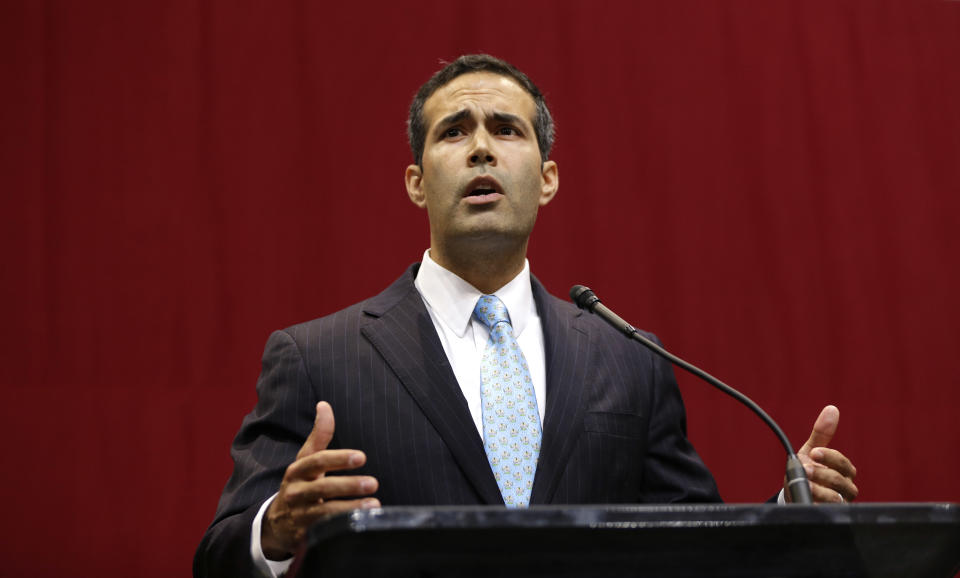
[415,249,535,338]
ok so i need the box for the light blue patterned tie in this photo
[474,294,541,507]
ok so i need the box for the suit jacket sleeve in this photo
[636,333,721,503]
[194,329,318,578]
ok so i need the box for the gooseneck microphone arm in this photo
[569,285,813,505]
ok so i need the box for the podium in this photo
[292,503,960,577]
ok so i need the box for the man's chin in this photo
[443,226,533,252]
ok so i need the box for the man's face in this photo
[405,72,558,258]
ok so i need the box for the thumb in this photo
[297,401,335,459]
[799,404,839,456]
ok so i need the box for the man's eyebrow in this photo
[436,109,471,132]
[491,112,526,126]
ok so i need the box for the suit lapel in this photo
[359,266,504,505]
[529,277,592,504]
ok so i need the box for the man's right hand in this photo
[261,401,380,560]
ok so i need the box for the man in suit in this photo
[194,55,858,578]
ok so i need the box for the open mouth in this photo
[463,176,503,202]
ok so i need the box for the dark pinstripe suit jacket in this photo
[194,264,720,577]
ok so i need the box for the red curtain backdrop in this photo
[2,1,958,575]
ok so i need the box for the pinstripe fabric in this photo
[194,264,720,578]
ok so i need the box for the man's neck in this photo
[428,239,528,294]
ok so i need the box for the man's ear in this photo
[405,164,426,208]
[538,160,559,206]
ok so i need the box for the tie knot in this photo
[474,295,511,330]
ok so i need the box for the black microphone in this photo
[570,284,813,505]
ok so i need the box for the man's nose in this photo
[468,131,496,166]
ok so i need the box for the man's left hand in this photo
[785,405,859,503]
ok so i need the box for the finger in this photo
[807,463,859,499]
[297,401,336,459]
[286,449,367,481]
[300,497,381,520]
[810,473,858,503]
[284,475,379,507]
[806,463,847,488]
[798,405,839,456]
[810,482,848,504]
[281,497,382,546]
[810,447,857,479]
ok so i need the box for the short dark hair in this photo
[407,54,555,166]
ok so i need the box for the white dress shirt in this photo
[414,250,547,432]
[250,251,547,577]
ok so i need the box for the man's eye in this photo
[445,128,463,138]
[497,126,519,136]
